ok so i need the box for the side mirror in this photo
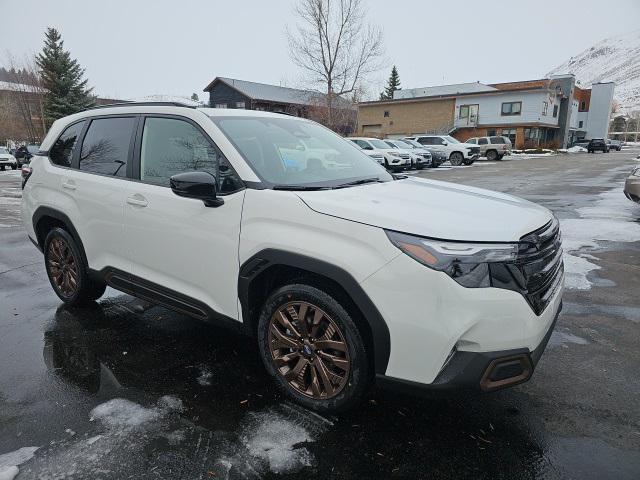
[170,171,224,208]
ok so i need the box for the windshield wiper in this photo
[272,184,331,191]
[332,177,383,189]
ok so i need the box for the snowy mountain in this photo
[546,30,640,115]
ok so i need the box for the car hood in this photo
[296,177,552,242]
[0,154,15,160]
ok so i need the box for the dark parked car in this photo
[606,139,622,151]
[587,139,609,153]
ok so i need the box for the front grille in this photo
[370,154,384,160]
[490,218,563,315]
[399,153,410,159]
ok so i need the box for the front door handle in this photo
[62,180,76,191]
[126,195,148,207]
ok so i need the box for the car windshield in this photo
[0,147,8,154]
[210,116,392,187]
[403,139,422,148]
[393,140,413,148]
[384,141,398,148]
[369,139,391,149]
[443,135,460,144]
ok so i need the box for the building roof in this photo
[393,82,497,100]
[204,77,327,106]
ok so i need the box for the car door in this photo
[59,115,137,274]
[122,115,246,321]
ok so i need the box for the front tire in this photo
[257,283,370,413]
[44,228,106,305]
[449,151,464,166]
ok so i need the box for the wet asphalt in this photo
[1,150,640,479]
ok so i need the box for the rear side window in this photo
[478,138,488,145]
[80,117,135,177]
[139,117,243,194]
[49,122,84,167]
[490,136,506,144]
[417,137,432,145]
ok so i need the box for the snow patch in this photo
[242,412,313,474]
[559,146,588,153]
[90,395,183,429]
[560,187,640,290]
[549,329,589,348]
[0,446,39,480]
[197,365,213,386]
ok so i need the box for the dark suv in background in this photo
[587,138,609,153]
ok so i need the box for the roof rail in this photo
[87,101,197,110]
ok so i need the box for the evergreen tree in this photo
[191,93,199,102]
[36,28,94,126]
[380,66,401,100]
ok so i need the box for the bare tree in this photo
[2,53,47,142]
[288,0,384,129]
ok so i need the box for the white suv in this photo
[404,135,480,166]
[348,137,411,172]
[22,103,564,412]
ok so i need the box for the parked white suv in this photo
[22,103,564,412]
[404,135,480,166]
[348,137,411,172]
[0,147,18,170]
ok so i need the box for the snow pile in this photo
[196,364,213,386]
[127,94,202,107]
[546,29,640,114]
[560,187,640,290]
[559,146,588,153]
[90,396,182,428]
[0,447,39,480]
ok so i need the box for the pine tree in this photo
[380,66,401,100]
[191,93,199,102]
[36,28,94,126]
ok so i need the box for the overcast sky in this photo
[1,0,639,100]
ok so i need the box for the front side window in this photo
[210,116,391,187]
[139,117,243,194]
[80,117,135,176]
[466,138,476,144]
[50,121,84,167]
[501,102,522,116]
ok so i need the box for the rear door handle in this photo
[126,195,148,207]
[62,180,76,191]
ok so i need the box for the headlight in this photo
[386,230,518,288]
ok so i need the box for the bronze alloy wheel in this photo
[268,301,351,399]
[47,237,79,298]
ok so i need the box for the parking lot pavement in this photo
[1,151,640,479]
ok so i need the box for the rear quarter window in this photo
[490,137,506,144]
[49,121,85,167]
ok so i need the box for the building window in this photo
[579,120,583,128]
[542,101,548,115]
[486,129,497,136]
[580,101,586,110]
[236,101,246,109]
[501,128,517,145]
[501,101,522,116]
[553,105,558,117]
[383,111,390,117]
[215,103,228,109]
[459,105,469,118]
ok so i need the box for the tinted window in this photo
[80,117,135,176]
[50,122,84,167]
[490,136,506,144]
[417,137,432,145]
[478,138,488,145]
[140,117,243,194]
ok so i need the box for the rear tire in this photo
[257,283,370,413]
[486,150,498,161]
[44,228,107,305]
[449,152,464,166]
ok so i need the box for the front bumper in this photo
[377,301,561,395]
[360,251,564,386]
[624,176,640,203]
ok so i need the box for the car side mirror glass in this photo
[170,171,224,208]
